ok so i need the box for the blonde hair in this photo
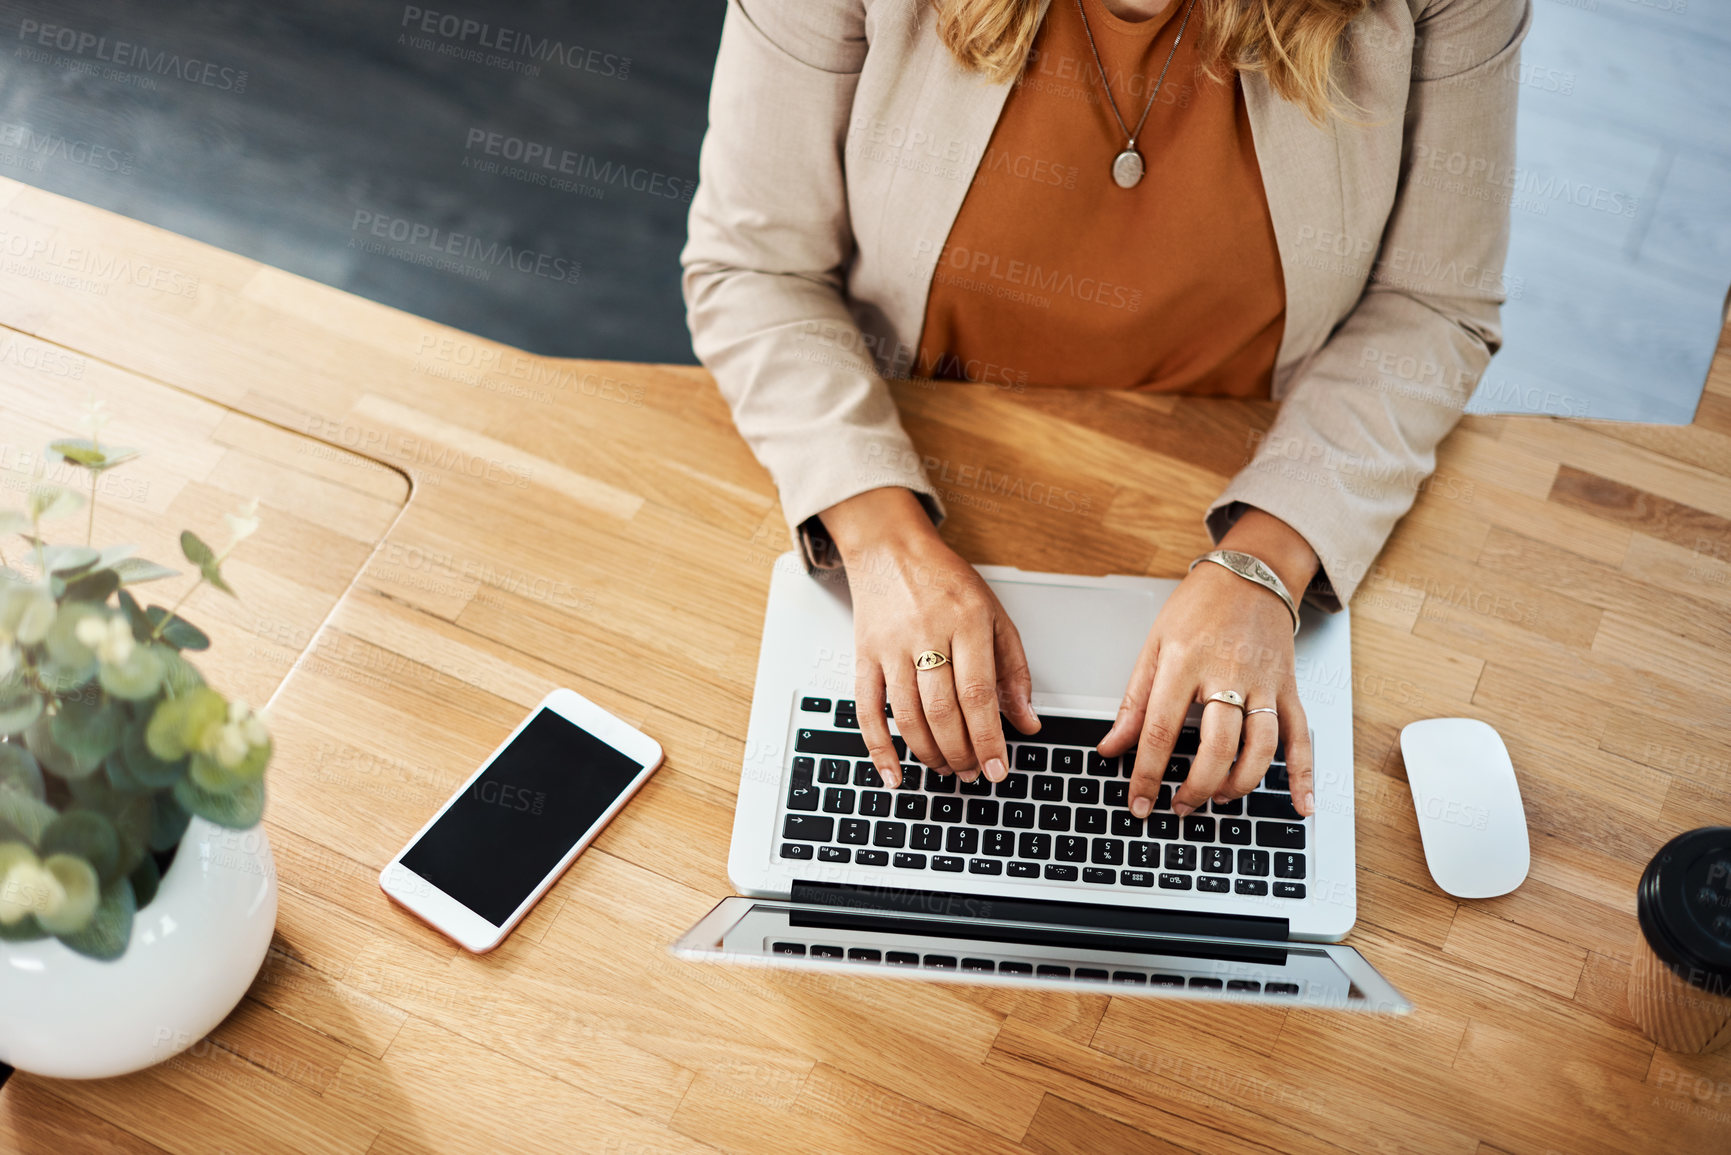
[934,0,1370,123]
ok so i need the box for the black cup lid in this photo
[1637,827,1731,991]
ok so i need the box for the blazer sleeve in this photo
[1204,0,1533,612]
[681,0,945,569]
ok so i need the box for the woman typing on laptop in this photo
[683,1,1526,823]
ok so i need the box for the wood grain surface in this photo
[0,176,1728,1154]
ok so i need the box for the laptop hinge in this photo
[790,880,1289,942]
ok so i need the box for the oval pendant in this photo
[1111,148,1144,189]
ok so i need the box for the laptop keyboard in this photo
[778,695,1308,899]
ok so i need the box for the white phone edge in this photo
[378,687,664,953]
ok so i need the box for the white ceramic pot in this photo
[0,816,277,1079]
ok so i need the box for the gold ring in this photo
[914,650,951,671]
[1203,689,1246,711]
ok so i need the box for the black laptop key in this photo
[1164,757,1189,782]
[968,858,1003,875]
[926,771,956,794]
[817,758,851,784]
[1032,774,1065,801]
[1018,832,1051,860]
[874,821,907,848]
[933,855,964,872]
[1220,818,1253,845]
[818,846,851,863]
[999,960,1034,974]
[836,698,854,712]
[792,755,815,776]
[1248,792,1302,821]
[1183,816,1216,842]
[822,788,855,814]
[835,710,858,729]
[1151,973,1185,987]
[1202,847,1232,874]
[1007,861,1040,878]
[893,852,926,869]
[960,775,993,796]
[1238,848,1270,876]
[856,850,888,866]
[912,824,942,851]
[1038,805,1071,832]
[932,796,964,823]
[1056,836,1087,862]
[1188,976,1222,989]
[774,941,807,955]
[839,818,870,845]
[1091,838,1124,865]
[811,944,844,958]
[895,794,928,821]
[966,799,1000,826]
[1044,864,1079,881]
[1066,779,1099,805]
[1235,878,1268,896]
[780,842,813,860]
[1129,841,1158,868]
[898,765,922,791]
[1256,821,1306,849]
[1105,781,1129,808]
[854,762,883,788]
[1263,765,1289,792]
[860,791,892,817]
[887,951,920,965]
[849,948,883,962]
[995,773,1030,799]
[962,958,996,972]
[783,815,833,841]
[1121,869,1155,887]
[1075,808,1107,834]
[1228,979,1261,993]
[1210,796,1243,816]
[1175,728,1200,754]
[1003,802,1037,828]
[1274,882,1306,899]
[1111,811,1144,837]
[1197,876,1229,893]
[1159,873,1193,890]
[946,827,979,855]
[1164,844,1197,871]
[1275,852,1306,878]
[1083,868,1117,885]
[1037,964,1071,978]
[1148,814,1181,840]
[983,830,1015,857]
[1114,971,1148,984]
[1086,751,1116,776]
[800,697,831,713]
[1266,981,1300,995]
[1015,746,1048,772]
[1052,748,1084,774]
[787,782,819,811]
[797,729,903,759]
[923,955,957,969]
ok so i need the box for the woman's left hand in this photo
[1097,510,1321,822]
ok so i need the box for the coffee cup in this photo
[1630,827,1731,1053]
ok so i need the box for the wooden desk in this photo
[0,176,1727,1155]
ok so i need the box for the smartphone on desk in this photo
[380,688,663,952]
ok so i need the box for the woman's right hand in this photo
[820,487,1041,788]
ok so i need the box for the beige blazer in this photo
[681,0,1531,610]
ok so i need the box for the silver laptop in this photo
[673,552,1409,1012]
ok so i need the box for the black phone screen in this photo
[400,708,645,926]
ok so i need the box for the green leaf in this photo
[42,601,101,683]
[145,687,225,761]
[0,743,44,799]
[180,531,234,597]
[156,647,206,695]
[99,643,163,700]
[96,544,137,568]
[0,911,47,941]
[144,606,211,652]
[148,792,191,852]
[26,483,83,523]
[129,851,161,909]
[49,698,125,776]
[0,692,42,736]
[0,511,29,537]
[118,725,185,790]
[41,810,121,888]
[47,438,105,468]
[174,773,264,829]
[0,582,57,645]
[62,567,120,604]
[112,557,180,586]
[36,543,100,575]
[0,781,57,847]
[37,853,101,935]
[55,875,134,960]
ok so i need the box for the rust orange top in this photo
[915,0,1285,397]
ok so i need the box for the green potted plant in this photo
[0,399,280,1079]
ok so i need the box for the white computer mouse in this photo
[1398,718,1530,899]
